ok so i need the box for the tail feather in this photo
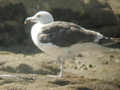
[98,36,120,46]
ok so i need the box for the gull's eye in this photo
[37,15,41,18]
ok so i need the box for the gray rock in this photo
[0,0,120,46]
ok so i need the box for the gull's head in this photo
[24,11,54,24]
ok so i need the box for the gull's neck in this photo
[31,22,45,35]
[31,22,45,48]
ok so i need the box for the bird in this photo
[24,11,113,78]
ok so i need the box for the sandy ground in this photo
[0,43,120,90]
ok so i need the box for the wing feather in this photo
[38,21,103,47]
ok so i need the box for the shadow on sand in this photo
[0,63,59,75]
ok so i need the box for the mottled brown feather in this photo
[38,21,102,47]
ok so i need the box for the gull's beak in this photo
[24,17,35,24]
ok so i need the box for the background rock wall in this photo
[0,0,120,46]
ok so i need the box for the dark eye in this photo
[37,15,41,18]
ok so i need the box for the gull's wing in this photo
[38,21,103,47]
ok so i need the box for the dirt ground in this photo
[0,43,120,90]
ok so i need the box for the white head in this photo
[24,11,54,24]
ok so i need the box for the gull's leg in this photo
[58,57,64,77]
[47,57,64,78]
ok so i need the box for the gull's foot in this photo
[47,74,63,78]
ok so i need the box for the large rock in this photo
[0,0,119,46]
[0,2,27,46]
[22,0,118,26]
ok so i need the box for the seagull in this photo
[24,11,113,77]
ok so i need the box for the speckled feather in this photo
[38,21,103,47]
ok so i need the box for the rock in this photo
[0,2,27,46]
[21,0,118,26]
[0,0,120,46]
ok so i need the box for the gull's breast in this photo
[38,41,87,59]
